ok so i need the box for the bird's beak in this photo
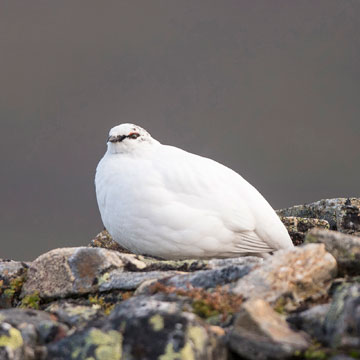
[107,135,126,143]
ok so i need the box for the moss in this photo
[150,283,242,321]
[0,327,23,350]
[192,300,219,318]
[20,291,41,310]
[88,294,115,316]
[149,314,164,331]
[2,275,25,299]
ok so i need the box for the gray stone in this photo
[277,198,360,235]
[233,244,337,309]
[229,298,309,360]
[157,264,255,290]
[280,216,330,246]
[21,247,147,299]
[45,302,103,329]
[46,295,227,360]
[306,228,360,275]
[98,269,179,291]
[323,283,360,349]
[286,303,330,341]
[0,309,69,345]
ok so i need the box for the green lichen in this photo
[72,329,122,360]
[149,314,164,331]
[20,291,40,310]
[0,327,23,350]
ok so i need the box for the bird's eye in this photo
[128,132,140,139]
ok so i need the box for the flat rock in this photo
[233,244,337,309]
[280,216,330,245]
[21,247,146,299]
[98,269,180,291]
[277,198,360,235]
[46,295,227,360]
[148,263,257,292]
[229,298,308,360]
[305,228,360,275]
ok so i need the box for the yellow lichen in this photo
[0,327,23,350]
[149,314,164,331]
[159,343,181,360]
[188,326,206,352]
[72,329,122,360]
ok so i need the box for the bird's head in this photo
[106,123,157,154]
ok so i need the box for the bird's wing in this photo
[152,145,258,234]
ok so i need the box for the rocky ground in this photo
[0,197,360,360]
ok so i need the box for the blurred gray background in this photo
[1,1,359,261]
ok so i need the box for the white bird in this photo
[95,123,293,259]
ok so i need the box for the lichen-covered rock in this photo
[233,244,337,309]
[0,261,28,308]
[46,295,226,360]
[323,283,360,349]
[0,309,69,359]
[277,198,360,235]
[280,216,330,245]
[229,298,308,359]
[21,247,146,299]
[45,302,103,329]
[0,322,24,360]
[305,229,360,275]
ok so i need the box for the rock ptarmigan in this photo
[95,123,293,259]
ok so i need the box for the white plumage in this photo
[95,123,293,259]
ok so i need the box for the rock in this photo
[280,216,330,245]
[0,309,69,345]
[286,303,330,342]
[323,283,360,349]
[46,295,227,360]
[145,263,257,292]
[0,322,24,360]
[45,302,103,329]
[229,298,309,360]
[21,247,146,299]
[89,229,131,253]
[233,244,337,309]
[277,198,360,235]
[305,229,360,276]
[98,269,180,291]
[0,261,28,308]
